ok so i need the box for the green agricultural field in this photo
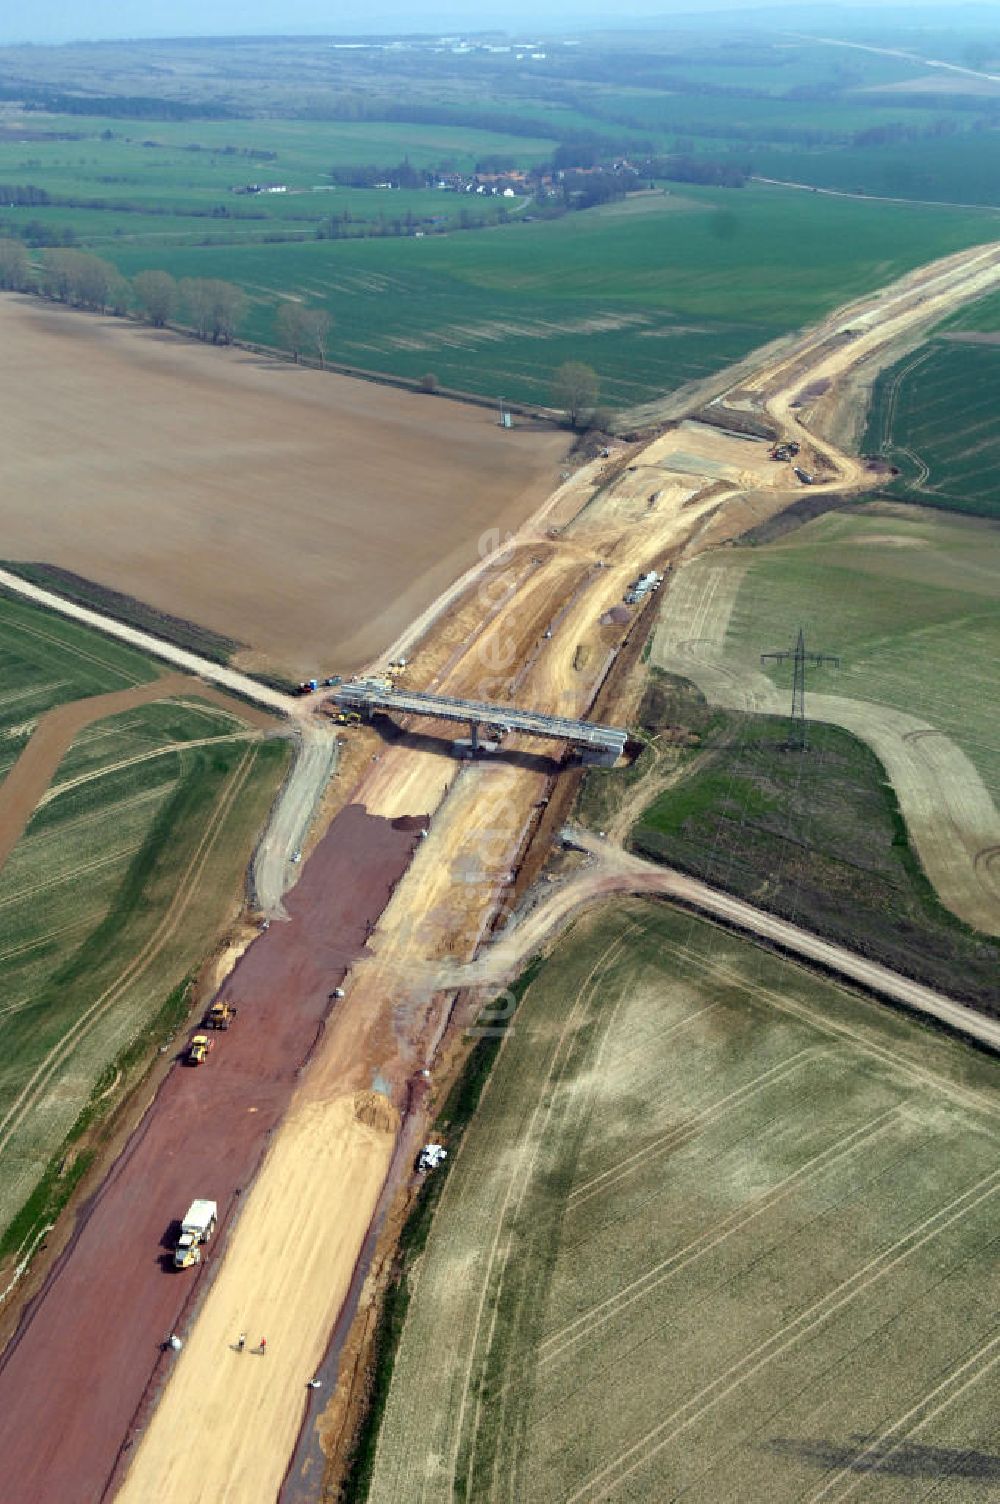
[0,591,160,783]
[863,337,1000,518]
[0,595,289,1248]
[364,901,1000,1503]
[752,134,1000,207]
[679,504,1000,806]
[0,111,553,249]
[102,185,1000,408]
[590,673,1000,1009]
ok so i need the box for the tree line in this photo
[0,240,330,358]
[0,239,604,424]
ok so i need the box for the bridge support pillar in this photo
[470,721,480,750]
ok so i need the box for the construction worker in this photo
[237,1333,246,1353]
[260,1336,267,1355]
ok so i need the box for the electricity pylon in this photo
[760,627,839,749]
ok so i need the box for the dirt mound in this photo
[353,1091,398,1133]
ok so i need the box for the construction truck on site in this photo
[174,1199,217,1269]
[187,1033,212,1065]
[204,1000,236,1031]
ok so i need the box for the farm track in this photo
[442,831,1000,1059]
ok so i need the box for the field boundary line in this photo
[540,1107,902,1371]
[1,612,148,688]
[807,1329,1000,1502]
[0,746,257,1160]
[0,843,145,912]
[36,731,259,808]
[567,1045,826,1207]
[453,925,636,1504]
[649,927,1000,1121]
[562,1168,1000,1503]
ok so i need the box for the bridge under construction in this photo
[331,681,627,764]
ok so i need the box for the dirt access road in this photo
[443,828,1000,1053]
[0,297,567,677]
[114,243,1000,1504]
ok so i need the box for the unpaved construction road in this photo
[0,804,423,1504]
[2,243,999,1504]
[443,828,1000,1053]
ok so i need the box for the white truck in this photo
[173,1199,218,1269]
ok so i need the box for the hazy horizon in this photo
[0,0,981,48]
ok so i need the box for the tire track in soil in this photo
[538,1107,903,1373]
[562,1169,1000,1503]
[807,1329,1000,1502]
[566,1045,827,1209]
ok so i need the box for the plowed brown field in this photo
[0,298,567,677]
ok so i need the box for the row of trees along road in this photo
[0,238,601,422]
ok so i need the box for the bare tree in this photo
[303,307,331,368]
[0,238,30,291]
[133,269,177,327]
[275,302,310,361]
[39,249,81,303]
[39,249,119,311]
[181,278,245,343]
[208,280,246,344]
[551,361,600,429]
[180,278,214,340]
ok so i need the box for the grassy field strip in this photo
[807,1331,1000,1503]
[0,744,255,1162]
[3,612,150,688]
[0,841,144,911]
[36,730,258,807]
[0,681,69,713]
[566,1046,825,1209]
[367,903,998,1503]
[454,925,638,1502]
[0,919,93,971]
[538,1109,902,1372]
[648,930,1000,1121]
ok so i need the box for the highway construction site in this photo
[0,240,999,1503]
